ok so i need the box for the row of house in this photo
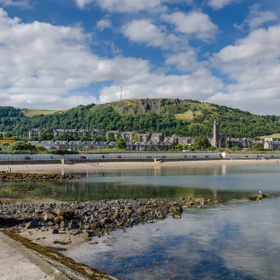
[28,140,172,152]
[27,123,279,151]
[28,129,104,139]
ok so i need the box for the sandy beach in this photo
[0,158,278,174]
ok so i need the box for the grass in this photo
[260,134,280,139]
[21,109,58,117]
[175,110,194,120]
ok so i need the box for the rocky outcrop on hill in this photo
[0,172,76,182]
[91,98,181,116]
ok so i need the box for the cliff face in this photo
[91,98,181,115]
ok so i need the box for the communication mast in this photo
[120,86,122,100]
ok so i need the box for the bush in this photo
[48,149,79,155]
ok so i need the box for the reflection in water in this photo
[0,181,250,203]
[66,197,280,280]
[1,164,280,202]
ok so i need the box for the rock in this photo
[195,198,207,205]
[26,220,39,229]
[69,220,79,229]
[247,195,257,201]
[173,214,181,219]
[44,211,56,222]
[86,231,94,237]
[170,203,183,212]
[52,229,59,234]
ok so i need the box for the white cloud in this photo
[0,8,152,109]
[162,11,218,41]
[207,0,238,10]
[165,50,209,72]
[74,0,165,13]
[99,68,224,104]
[0,0,32,8]
[121,19,179,50]
[96,19,112,31]
[234,4,277,31]
[210,24,280,114]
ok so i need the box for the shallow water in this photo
[1,163,280,202]
[66,197,280,280]
[1,162,280,279]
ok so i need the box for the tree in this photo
[115,138,126,149]
[39,132,53,141]
[252,142,263,151]
[193,136,211,150]
[231,145,241,151]
[4,132,13,138]
[94,135,106,142]
[108,132,116,142]
[134,133,139,142]
[77,144,83,151]
[11,142,36,151]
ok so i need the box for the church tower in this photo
[212,120,220,147]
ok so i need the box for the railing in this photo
[0,153,279,163]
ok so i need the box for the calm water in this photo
[1,163,280,202]
[66,197,280,280]
[1,163,280,279]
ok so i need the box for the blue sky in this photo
[1,0,280,115]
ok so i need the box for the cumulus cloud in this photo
[162,11,218,41]
[98,68,224,104]
[165,50,209,72]
[96,19,112,31]
[207,0,238,10]
[234,4,278,31]
[74,0,165,13]
[0,0,32,8]
[210,24,280,114]
[0,8,151,109]
[121,19,179,49]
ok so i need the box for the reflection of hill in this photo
[0,181,250,203]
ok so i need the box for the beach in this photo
[0,158,278,174]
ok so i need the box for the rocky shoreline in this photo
[0,171,76,182]
[0,197,211,240]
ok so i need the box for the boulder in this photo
[26,219,40,229]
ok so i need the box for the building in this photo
[211,121,227,148]
[53,129,103,138]
[138,133,150,142]
[106,130,120,141]
[121,132,135,142]
[151,133,164,142]
[178,137,194,146]
[263,138,280,150]
[28,128,43,138]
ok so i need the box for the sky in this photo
[0,0,280,115]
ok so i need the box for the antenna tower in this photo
[120,86,122,101]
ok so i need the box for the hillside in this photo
[0,99,280,139]
[21,109,58,117]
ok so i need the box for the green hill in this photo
[0,99,280,139]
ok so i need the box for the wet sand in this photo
[1,158,278,174]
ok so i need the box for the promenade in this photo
[0,231,69,280]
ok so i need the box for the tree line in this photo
[1,99,280,139]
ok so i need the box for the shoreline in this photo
[0,158,278,174]
[1,159,277,279]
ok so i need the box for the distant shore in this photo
[0,158,278,174]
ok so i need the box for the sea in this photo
[1,162,280,279]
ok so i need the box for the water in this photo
[66,197,280,280]
[1,163,280,202]
[1,162,280,279]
